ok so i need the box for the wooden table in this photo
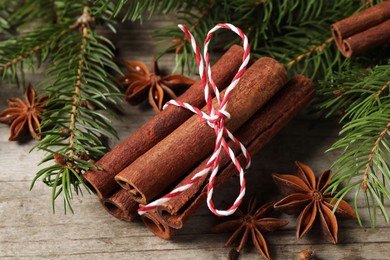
[1,18,389,260]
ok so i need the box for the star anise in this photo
[211,196,289,260]
[0,84,47,141]
[119,59,195,112]
[273,161,356,244]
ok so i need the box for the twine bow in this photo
[138,23,251,216]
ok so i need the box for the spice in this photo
[83,45,246,222]
[331,1,390,57]
[83,45,245,202]
[115,57,287,205]
[101,189,139,222]
[142,75,315,239]
[142,209,175,240]
[0,84,47,141]
[273,161,356,244]
[120,59,195,112]
[212,197,288,260]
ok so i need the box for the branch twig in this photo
[286,37,333,68]
[362,121,390,191]
[68,6,91,159]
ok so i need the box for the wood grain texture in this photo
[1,17,390,260]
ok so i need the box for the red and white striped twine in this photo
[138,23,251,217]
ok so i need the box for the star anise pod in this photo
[0,84,47,141]
[212,196,289,260]
[119,59,195,112]
[273,161,356,244]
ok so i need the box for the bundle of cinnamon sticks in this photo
[331,1,390,58]
[84,45,315,239]
[84,45,247,221]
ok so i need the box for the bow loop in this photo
[138,23,251,217]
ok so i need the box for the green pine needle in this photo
[27,3,123,213]
[320,62,390,226]
[1,0,389,222]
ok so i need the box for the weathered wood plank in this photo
[2,230,390,259]
[3,243,390,260]
[1,16,389,260]
[1,106,387,259]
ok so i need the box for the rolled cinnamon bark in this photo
[142,210,176,240]
[115,57,288,204]
[331,1,390,57]
[141,75,315,239]
[101,189,139,222]
[342,20,390,57]
[83,45,245,200]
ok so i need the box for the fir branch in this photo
[319,62,390,226]
[153,0,360,76]
[1,41,48,71]
[362,122,390,192]
[110,0,201,21]
[257,22,341,80]
[286,37,333,68]
[373,80,390,101]
[228,0,347,44]
[254,0,359,80]
[155,0,214,74]
[0,24,73,85]
[68,6,89,159]
[30,4,122,213]
[0,1,116,85]
[0,0,57,35]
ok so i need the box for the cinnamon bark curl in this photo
[83,45,246,221]
[115,57,288,205]
[331,1,390,57]
[142,75,315,239]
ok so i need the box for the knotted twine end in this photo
[138,23,251,217]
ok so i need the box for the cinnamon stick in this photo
[341,20,390,57]
[115,57,288,204]
[141,75,315,239]
[331,1,390,57]
[83,45,245,200]
[142,210,176,240]
[101,189,139,222]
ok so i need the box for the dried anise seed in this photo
[0,84,47,141]
[273,161,356,244]
[119,59,195,112]
[212,196,288,260]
